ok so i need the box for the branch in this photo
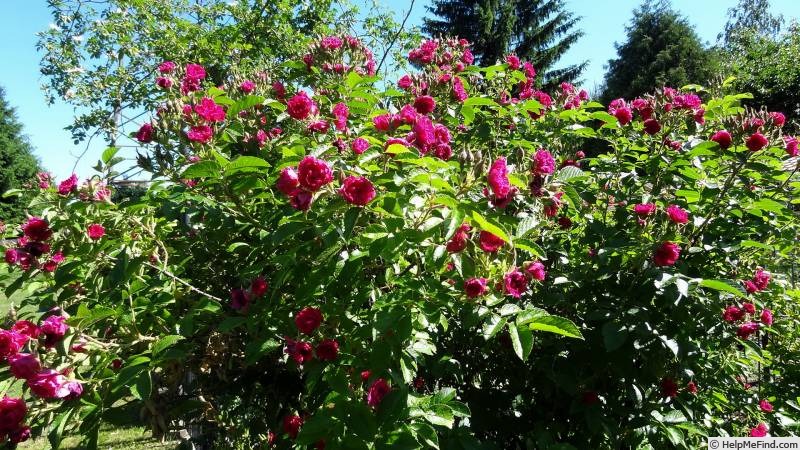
[143,261,224,303]
[376,0,415,74]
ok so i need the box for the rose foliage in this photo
[1,35,800,449]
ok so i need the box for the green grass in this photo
[0,268,178,449]
[20,426,176,450]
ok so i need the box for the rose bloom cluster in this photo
[0,314,84,443]
[399,38,474,103]
[279,306,391,444]
[302,35,376,76]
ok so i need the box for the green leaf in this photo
[463,97,499,108]
[386,143,410,155]
[528,316,583,339]
[752,198,785,213]
[508,322,533,360]
[225,156,269,176]
[602,322,628,351]
[227,95,265,118]
[101,147,120,164]
[675,189,700,203]
[556,166,585,182]
[131,370,152,400]
[152,335,184,356]
[470,211,510,243]
[181,161,222,179]
[482,314,507,340]
[698,279,746,298]
[411,422,439,449]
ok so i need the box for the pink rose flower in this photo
[525,261,546,281]
[633,203,656,217]
[532,149,556,175]
[297,156,333,192]
[351,137,370,155]
[750,423,768,437]
[87,223,105,240]
[27,370,70,399]
[40,315,68,348]
[339,176,376,206]
[187,125,213,143]
[332,102,349,131]
[665,205,689,224]
[286,91,315,120]
[759,399,774,413]
[194,97,226,123]
[760,309,773,326]
[276,167,300,196]
[8,354,41,380]
[504,269,528,298]
[487,158,512,199]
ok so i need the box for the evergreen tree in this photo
[0,87,40,224]
[601,1,717,103]
[423,0,586,87]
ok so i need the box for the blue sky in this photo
[1,0,799,182]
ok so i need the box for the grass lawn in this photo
[0,267,178,449]
[20,426,176,450]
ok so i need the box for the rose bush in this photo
[1,34,800,449]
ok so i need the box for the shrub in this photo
[1,35,799,449]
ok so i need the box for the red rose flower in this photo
[136,123,154,143]
[22,217,52,242]
[282,414,304,439]
[660,377,678,398]
[413,95,436,114]
[710,130,732,149]
[759,399,774,413]
[0,396,26,432]
[295,307,323,335]
[653,242,680,267]
[745,132,768,151]
[40,315,68,348]
[464,278,488,298]
[315,339,339,361]
[478,231,505,253]
[194,97,226,123]
[284,338,313,364]
[187,125,213,143]
[250,277,268,297]
[367,378,391,407]
[750,423,768,437]
[643,118,661,135]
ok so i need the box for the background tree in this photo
[0,86,41,225]
[719,0,783,45]
[37,0,335,158]
[422,0,587,87]
[601,0,717,103]
[719,1,798,127]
